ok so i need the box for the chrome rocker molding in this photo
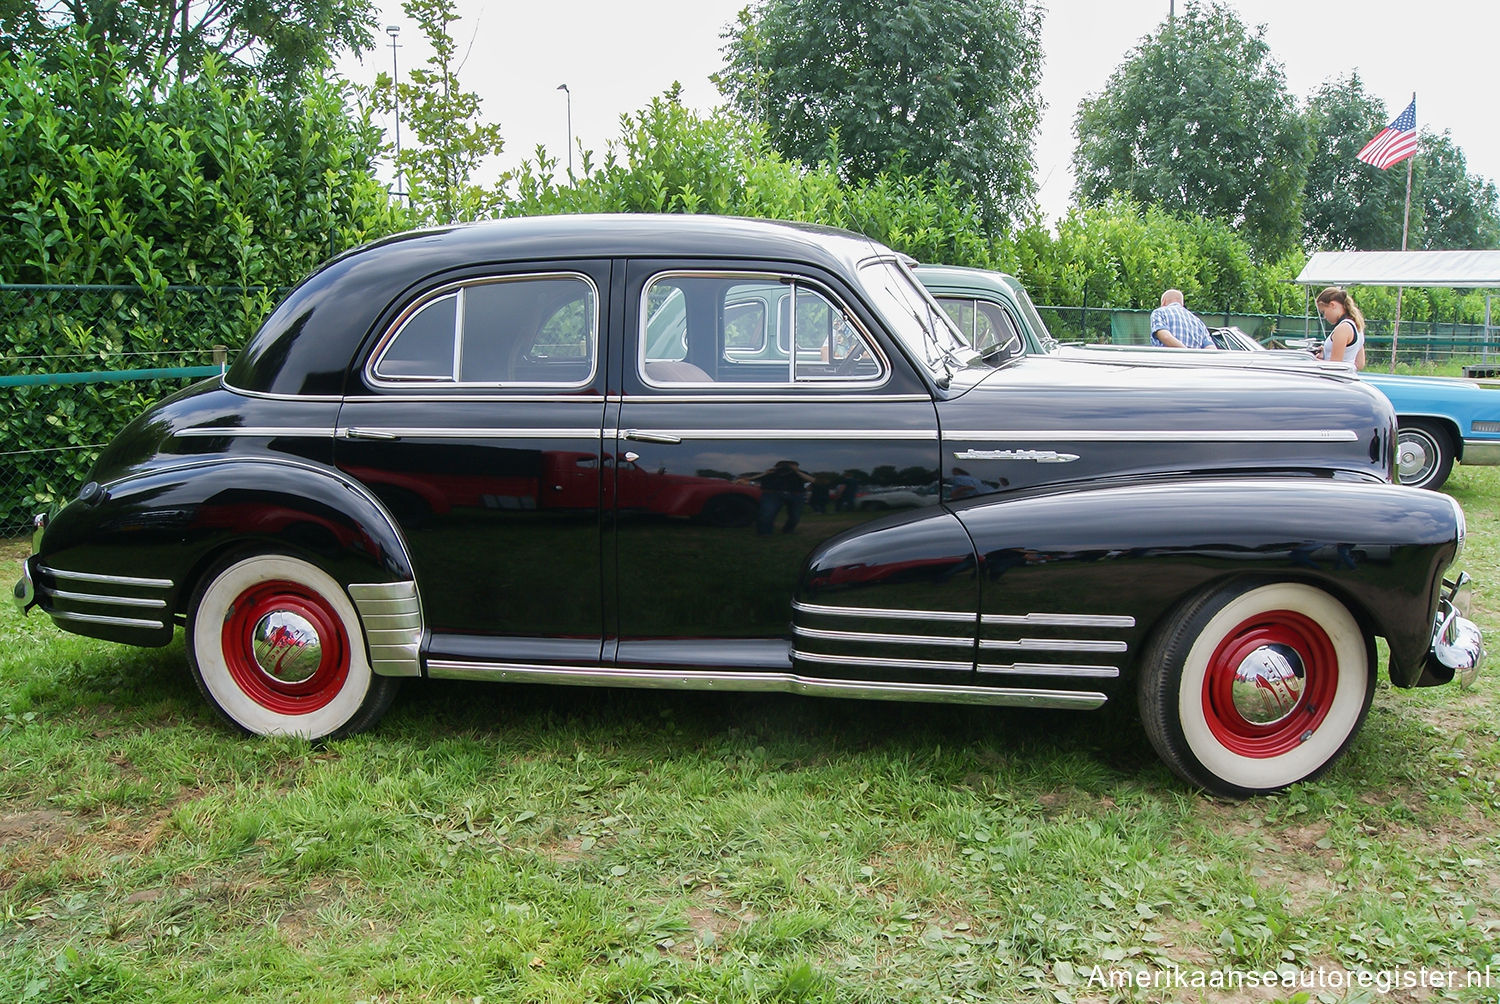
[348,581,424,678]
[426,660,1108,710]
[1462,440,1500,466]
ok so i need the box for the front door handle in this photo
[623,429,682,445]
[342,427,401,441]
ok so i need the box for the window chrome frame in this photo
[637,269,890,391]
[366,271,601,391]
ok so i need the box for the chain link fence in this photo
[1036,303,1500,363]
[1,284,280,538]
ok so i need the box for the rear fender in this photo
[34,458,416,646]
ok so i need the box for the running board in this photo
[426,660,1108,710]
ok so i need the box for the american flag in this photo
[1356,98,1417,170]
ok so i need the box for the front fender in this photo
[33,458,415,645]
[952,478,1461,688]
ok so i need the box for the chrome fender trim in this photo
[348,581,424,678]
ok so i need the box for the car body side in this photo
[13,218,1482,795]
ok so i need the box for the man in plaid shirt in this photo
[1149,289,1216,349]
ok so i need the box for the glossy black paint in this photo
[952,479,1457,687]
[24,216,1467,710]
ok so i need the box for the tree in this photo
[1302,73,1405,251]
[369,0,504,225]
[1303,75,1500,252]
[1,0,377,88]
[717,0,1045,228]
[1071,1,1310,258]
[1411,131,1500,251]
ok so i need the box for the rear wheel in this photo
[187,552,399,738]
[1138,581,1372,797]
[1396,419,1455,490]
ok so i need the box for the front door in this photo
[610,259,953,679]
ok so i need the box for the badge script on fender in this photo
[954,449,1080,464]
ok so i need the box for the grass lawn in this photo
[3,471,1499,1003]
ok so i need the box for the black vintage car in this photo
[13,215,1484,797]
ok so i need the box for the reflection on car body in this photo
[12,217,1483,798]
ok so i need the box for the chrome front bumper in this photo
[1430,573,1484,689]
[12,557,34,611]
[11,512,44,613]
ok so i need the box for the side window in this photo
[937,296,1025,357]
[376,293,457,378]
[641,272,883,387]
[372,274,597,387]
[724,299,767,353]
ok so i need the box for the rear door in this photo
[335,261,610,667]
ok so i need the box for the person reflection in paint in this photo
[742,460,814,535]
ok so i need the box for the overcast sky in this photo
[341,0,1500,228]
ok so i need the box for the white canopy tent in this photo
[1297,250,1500,288]
[1295,250,1500,368]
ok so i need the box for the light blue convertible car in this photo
[917,265,1500,491]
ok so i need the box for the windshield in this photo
[858,258,982,381]
[1012,284,1060,353]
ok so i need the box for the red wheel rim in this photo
[221,579,350,715]
[1201,608,1338,757]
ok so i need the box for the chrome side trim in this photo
[49,589,167,609]
[979,638,1128,653]
[177,426,334,438]
[343,394,608,404]
[793,650,973,672]
[793,601,975,623]
[621,428,938,442]
[427,660,1107,709]
[52,609,167,631]
[607,393,931,404]
[977,663,1121,678]
[48,568,175,589]
[981,612,1137,628]
[793,625,974,648]
[336,427,600,440]
[950,429,1359,443]
[223,382,343,403]
[348,581,423,678]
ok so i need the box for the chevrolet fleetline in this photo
[13,216,1484,796]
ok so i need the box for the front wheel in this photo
[187,552,399,739]
[1396,419,1455,491]
[1138,581,1372,797]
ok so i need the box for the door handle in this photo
[623,429,682,445]
[342,427,401,441]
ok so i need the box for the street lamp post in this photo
[387,24,406,204]
[556,83,572,177]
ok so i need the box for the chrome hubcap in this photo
[251,610,323,683]
[1230,644,1306,725]
[1398,433,1434,482]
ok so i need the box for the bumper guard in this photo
[1429,573,1484,689]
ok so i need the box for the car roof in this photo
[228,215,898,396]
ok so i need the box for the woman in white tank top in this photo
[1315,287,1366,369]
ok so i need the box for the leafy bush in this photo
[0,36,403,530]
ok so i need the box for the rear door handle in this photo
[623,429,682,445]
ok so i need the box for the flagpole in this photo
[1390,92,1416,370]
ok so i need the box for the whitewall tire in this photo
[187,552,399,739]
[1138,581,1373,797]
